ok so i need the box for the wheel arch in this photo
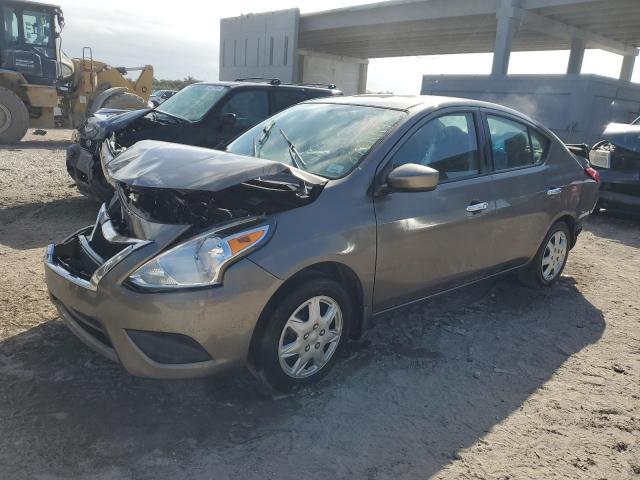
[247,261,365,366]
[553,213,578,248]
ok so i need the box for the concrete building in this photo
[220,0,640,142]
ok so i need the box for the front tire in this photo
[252,277,352,392]
[0,87,29,144]
[519,221,570,287]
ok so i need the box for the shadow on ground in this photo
[0,140,72,150]
[585,210,640,249]
[0,274,605,479]
[0,196,99,249]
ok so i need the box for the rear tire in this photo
[0,87,29,144]
[519,221,570,287]
[251,277,352,392]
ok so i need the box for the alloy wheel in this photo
[541,230,567,281]
[278,295,343,378]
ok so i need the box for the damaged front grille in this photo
[117,175,318,227]
[49,202,149,288]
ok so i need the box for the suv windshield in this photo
[157,84,229,122]
[227,103,405,179]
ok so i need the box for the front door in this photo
[204,89,270,148]
[373,110,496,312]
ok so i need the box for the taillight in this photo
[585,167,600,183]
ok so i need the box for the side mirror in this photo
[387,163,439,191]
[220,112,237,126]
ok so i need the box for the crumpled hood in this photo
[106,140,296,191]
[601,122,640,153]
[84,108,151,140]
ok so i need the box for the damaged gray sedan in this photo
[45,96,599,391]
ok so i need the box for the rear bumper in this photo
[44,233,282,379]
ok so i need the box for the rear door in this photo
[482,110,555,269]
[373,108,497,312]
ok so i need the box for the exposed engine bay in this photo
[116,176,321,226]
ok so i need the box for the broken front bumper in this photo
[44,209,282,379]
[66,142,114,201]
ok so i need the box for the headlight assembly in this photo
[100,137,117,187]
[128,224,271,290]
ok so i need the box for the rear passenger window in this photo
[530,129,550,163]
[392,113,480,181]
[487,116,533,170]
[271,90,307,114]
[487,115,549,170]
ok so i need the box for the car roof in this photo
[306,94,543,127]
[196,81,341,94]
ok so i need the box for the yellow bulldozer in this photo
[0,1,153,143]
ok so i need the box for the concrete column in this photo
[358,62,368,94]
[620,55,636,81]
[566,38,586,74]
[492,11,518,75]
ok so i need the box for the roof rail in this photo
[235,77,281,85]
[300,83,337,90]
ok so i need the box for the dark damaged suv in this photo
[66,79,342,201]
[589,116,640,214]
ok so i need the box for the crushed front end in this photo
[44,200,283,378]
[47,140,325,379]
[590,122,640,212]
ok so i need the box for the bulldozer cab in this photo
[0,1,64,86]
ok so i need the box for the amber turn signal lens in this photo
[227,230,266,255]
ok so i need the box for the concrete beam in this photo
[620,55,636,81]
[567,37,585,74]
[514,8,638,57]
[300,0,498,32]
[521,0,599,8]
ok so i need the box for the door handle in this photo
[466,201,489,213]
[547,187,562,196]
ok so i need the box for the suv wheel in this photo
[252,277,351,392]
[519,221,570,287]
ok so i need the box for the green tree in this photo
[152,76,201,91]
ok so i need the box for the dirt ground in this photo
[1,129,639,480]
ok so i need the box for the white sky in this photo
[58,0,639,93]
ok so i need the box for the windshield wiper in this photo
[253,120,275,157]
[279,128,307,170]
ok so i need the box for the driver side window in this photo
[220,90,269,129]
[391,112,481,181]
